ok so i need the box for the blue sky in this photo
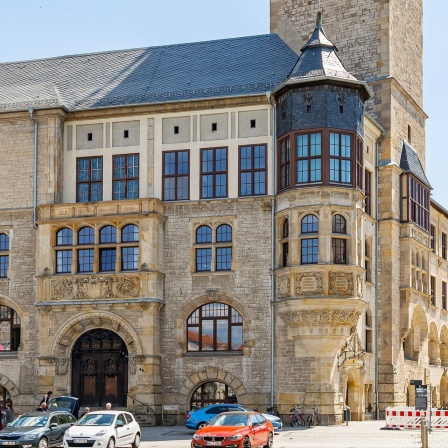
[1,1,445,207]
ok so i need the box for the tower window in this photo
[250,119,256,128]
[408,125,412,143]
[174,126,179,134]
[307,105,311,113]
[211,123,218,132]
[339,105,344,114]
[123,130,129,139]
[87,133,93,141]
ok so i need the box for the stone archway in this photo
[440,373,448,408]
[345,368,364,421]
[178,368,246,408]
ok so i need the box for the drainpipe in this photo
[29,107,38,229]
[266,91,276,407]
[375,127,386,420]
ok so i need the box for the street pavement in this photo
[139,420,448,447]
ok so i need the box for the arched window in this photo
[78,227,94,245]
[187,303,243,352]
[216,225,232,243]
[301,215,318,234]
[0,306,20,351]
[0,234,9,278]
[332,214,346,234]
[99,226,117,243]
[122,224,139,242]
[196,226,212,244]
[57,228,73,245]
[56,228,73,273]
[191,382,237,409]
[332,214,347,264]
[301,215,318,264]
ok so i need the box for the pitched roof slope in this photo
[399,140,432,188]
[0,34,298,112]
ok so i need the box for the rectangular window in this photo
[279,137,290,190]
[77,157,103,203]
[99,248,116,272]
[301,238,318,264]
[216,247,232,271]
[282,242,289,268]
[329,132,351,184]
[196,248,211,271]
[163,150,190,201]
[113,154,139,200]
[408,176,430,232]
[365,240,371,283]
[443,281,447,310]
[332,238,347,264]
[356,139,363,190]
[431,225,436,251]
[443,233,447,260]
[0,256,8,278]
[239,145,267,196]
[296,132,322,184]
[431,276,436,306]
[78,249,94,273]
[365,170,372,216]
[56,250,72,273]
[121,247,139,271]
[201,148,227,199]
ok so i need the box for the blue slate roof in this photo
[399,140,432,188]
[275,13,370,99]
[0,34,298,113]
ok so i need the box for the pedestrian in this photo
[105,403,112,410]
[80,407,90,418]
[4,403,14,424]
[37,402,47,412]
[40,391,52,406]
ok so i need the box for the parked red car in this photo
[191,411,274,448]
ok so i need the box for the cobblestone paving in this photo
[140,420,448,447]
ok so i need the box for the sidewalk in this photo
[140,420,448,448]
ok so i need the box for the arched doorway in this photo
[190,382,237,409]
[71,329,128,407]
[346,369,364,421]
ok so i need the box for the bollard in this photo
[421,419,428,448]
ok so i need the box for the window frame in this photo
[238,144,267,197]
[162,150,190,201]
[278,136,290,191]
[200,147,228,199]
[295,132,322,185]
[0,233,10,279]
[0,306,20,352]
[76,156,103,203]
[186,303,243,353]
[365,169,372,216]
[112,153,139,200]
[431,276,436,306]
[402,174,430,232]
[442,232,447,260]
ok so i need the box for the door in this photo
[72,329,128,407]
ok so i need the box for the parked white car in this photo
[63,411,140,448]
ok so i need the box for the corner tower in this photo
[272,12,371,424]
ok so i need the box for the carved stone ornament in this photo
[48,357,69,375]
[51,276,140,301]
[277,275,291,298]
[207,288,219,300]
[304,92,313,104]
[357,275,363,298]
[329,272,354,296]
[128,355,145,375]
[295,272,322,296]
[280,310,361,327]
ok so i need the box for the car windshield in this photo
[10,416,48,427]
[47,397,75,409]
[77,414,114,426]
[210,414,249,427]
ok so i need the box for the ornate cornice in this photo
[280,309,361,327]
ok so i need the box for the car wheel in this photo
[107,437,115,448]
[131,433,140,448]
[243,436,252,448]
[197,422,207,429]
[38,438,48,448]
[264,432,273,448]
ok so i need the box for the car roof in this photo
[21,411,72,416]
[85,411,129,415]
[217,411,254,415]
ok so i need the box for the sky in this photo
[1,1,446,207]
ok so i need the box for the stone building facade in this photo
[0,1,445,426]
